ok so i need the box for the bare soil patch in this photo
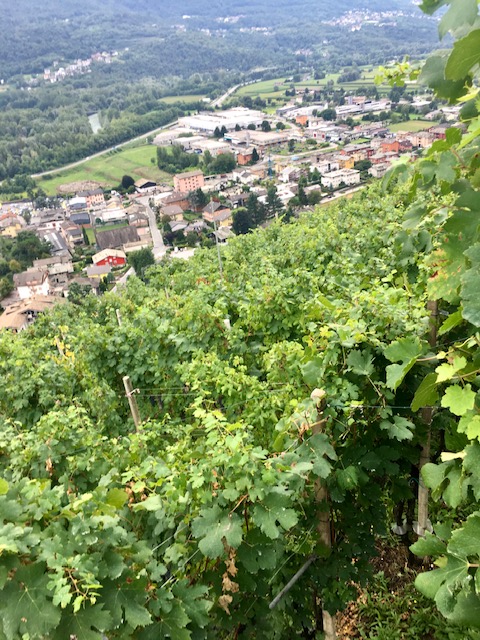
[56,180,104,195]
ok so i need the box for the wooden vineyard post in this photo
[123,375,141,432]
[311,388,337,640]
[416,300,438,537]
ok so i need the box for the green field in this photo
[388,120,432,133]
[161,94,206,104]
[233,68,391,103]
[38,144,172,195]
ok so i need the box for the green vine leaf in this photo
[0,563,62,640]
[102,577,152,629]
[379,416,415,441]
[346,350,374,377]
[384,337,424,390]
[416,554,469,615]
[461,244,480,327]
[458,413,480,440]
[419,54,469,100]
[436,356,467,383]
[0,479,8,496]
[191,505,243,557]
[252,490,299,540]
[410,532,447,557]
[439,0,478,39]
[446,29,480,81]
[106,488,128,508]
[448,513,480,557]
[411,373,439,411]
[441,384,477,416]
[52,605,114,640]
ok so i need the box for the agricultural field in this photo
[233,67,391,104]
[388,119,432,133]
[38,144,172,195]
[160,94,206,104]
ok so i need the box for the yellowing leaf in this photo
[441,384,476,416]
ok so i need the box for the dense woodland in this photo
[2,0,433,78]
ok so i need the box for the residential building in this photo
[310,159,340,176]
[68,276,101,296]
[14,270,50,299]
[37,230,70,256]
[185,220,207,233]
[0,214,24,237]
[128,213,149,230]
[69,212,91,226]
[95,227,140,251]
[334,155,355,170]
[213,227,234,243]
[278,166,305,183]
[307,122,344,142]
[380,140,401,154]
[33,255,74,277]
[173,170,205,193]
[95,207,127,224]
[60,221,83,249]
[170,221,188,234]
[321,169,361,190]
[31,209,65,231]
[162,192,190,211]
[231,169,256,186]
[0,296,66,332]
[203,202,233,227]
[161,204,184,222]
[86,264,112,279]
[78,188,105,209]
[295,114,309,126]
[92,249,127,267]
[236,149,255,165]
[226,192,251,208]
[135,179,157,192]
[161,191,190,211]
[68,196,87,211]
[369,163,391,179]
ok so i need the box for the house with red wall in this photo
[92,249,127,267]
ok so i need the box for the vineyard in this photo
[1,2,480,638]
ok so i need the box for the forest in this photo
[1,0,430,79]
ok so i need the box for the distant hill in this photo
[8,0,415,24]
[2,0,432,79]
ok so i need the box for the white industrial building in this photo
[321,169,361,190]
[178,107,265,134]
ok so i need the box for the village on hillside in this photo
[0,88,460,332]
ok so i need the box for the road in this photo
[29,80,265,181]
[112,196,167,291]
[31,120,179,179]
[211,84,242,108]
[136,195,167,260]
[32,83,243,180]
